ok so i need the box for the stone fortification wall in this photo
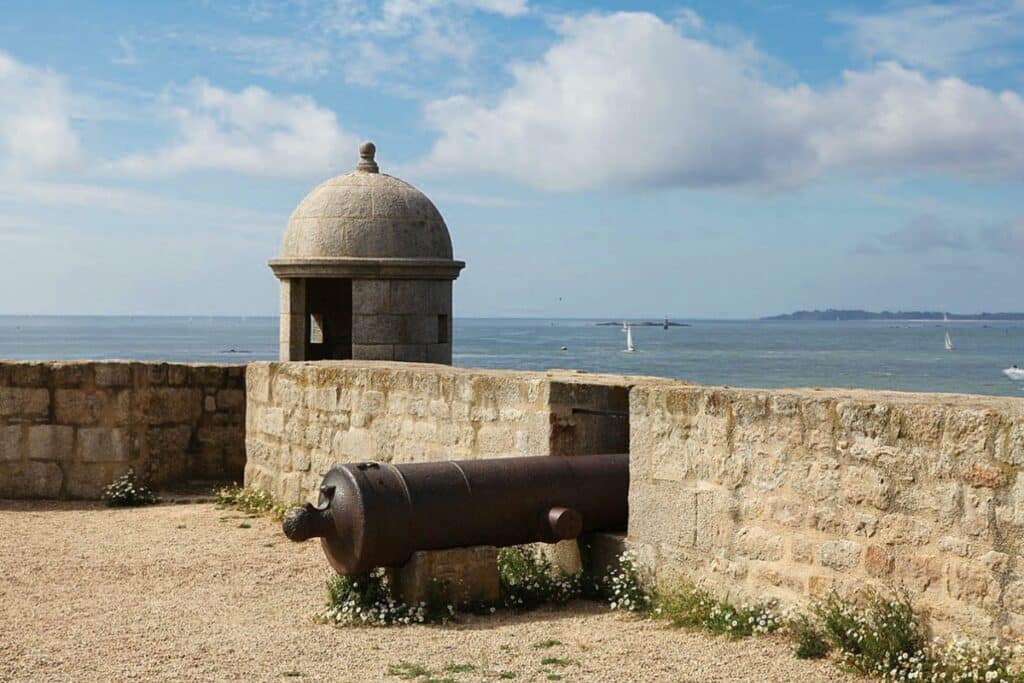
[629,384,1024,641]
[0,361,246,498]
[244,361,635,504]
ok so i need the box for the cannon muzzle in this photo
[283,453,628,575]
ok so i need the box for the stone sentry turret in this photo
[270,142,464,363]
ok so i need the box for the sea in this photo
[1,316,1023,398]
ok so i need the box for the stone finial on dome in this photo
[356,141,379,173]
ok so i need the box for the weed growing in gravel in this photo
[539,657,574,667]
[215,485,287,519]
[603,550,651,612]
[652,583,782,638]
[532,639,562,649]
[104,468,158,507]
[497,546,581,611]
[791,614,830,660]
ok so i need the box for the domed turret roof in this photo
[278,142,453,260]
[270,142,464,281]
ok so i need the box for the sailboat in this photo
[663,316,669,330]
[944,312,949,322]
[623,323,635,353]
[944,332,954,351]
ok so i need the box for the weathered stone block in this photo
[54,390,106,425]
[189,366,225,386]
[403,315,438,344]
[1,425,23,461]
[865,544,894,577]
[65,463,113,499]
[352,343,394,360]
[5,460,62,497]
[947,561,998,608]
[895,553,944,592]
[426,343,452,364]
[94,363,132,387]
[736,527,785,562]
[818,540,862,571]
[388,546,499,607]
[352,280,390,314]
[79,428,131,463]
[791,538,816,564]
[11,363,47,386]
[628,482,696,548]
[0,387,49,418]
[168,365,189,386]
[140,387,201,424]
[353,315,404,344]
[197,425,242,451]
[27,425,74,462]
[393,344,428,362]
[51,363,86,386]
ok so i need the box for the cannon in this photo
[283,453,628,575]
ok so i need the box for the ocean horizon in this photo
[2,315,1022,398]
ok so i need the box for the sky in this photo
[1,1,1023,319]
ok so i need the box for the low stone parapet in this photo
[244,361,644,504]
[0,361,246,498]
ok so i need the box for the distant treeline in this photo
[764,309,1024,321]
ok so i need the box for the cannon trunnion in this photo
[283,453,628,575]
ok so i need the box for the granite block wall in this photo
[0,361,246,498]
[628,383,1024,642]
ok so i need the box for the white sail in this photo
[624,324,635,352]
[944,312,949,322]
[944,332,954,351]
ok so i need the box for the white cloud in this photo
[109,79,358,178]
[417,12,1024,192]
[323,0,529,87]
[0,51,84,175]
[836,1,1024,73]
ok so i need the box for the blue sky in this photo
[1,1,1023,318]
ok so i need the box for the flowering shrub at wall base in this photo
[214,485,287,520]
[604,550,651,613]
[803,590,1024,682]
[653,583,783,638]
[321,569,435,627]
[104,468,158,507]
[497,545,581,611]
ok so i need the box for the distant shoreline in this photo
[764,310,1024,322]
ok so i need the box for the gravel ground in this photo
[0,500,868,683]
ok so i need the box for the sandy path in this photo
[0,500,866,682]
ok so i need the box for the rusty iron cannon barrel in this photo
[283,453,628,575]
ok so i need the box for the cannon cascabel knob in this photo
[283,503,331,542]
